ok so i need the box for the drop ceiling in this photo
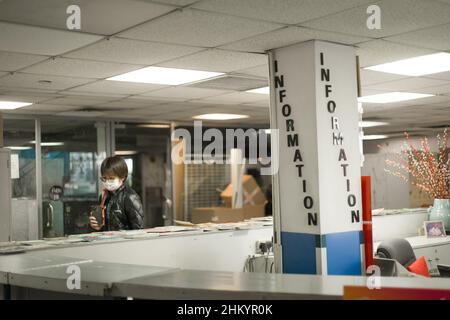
[0,0,448,134]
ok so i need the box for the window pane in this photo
[3,119,36,199]
[41,119,103,237]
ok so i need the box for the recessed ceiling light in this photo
[115,150,138,156]
[5,146,32,151]
[30,141,64,147]
[107,66,223,85]
[357,92,433,104]
[193,113,249,120]
[0,101,32,110]
[365,53,450,76]
[359,121,389,128]
[363,135,389,140]
[246,86,269,94]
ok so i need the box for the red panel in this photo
[361,176,373,270]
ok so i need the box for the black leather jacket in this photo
[96,185,144,231]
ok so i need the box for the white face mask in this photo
[103,178,122,191]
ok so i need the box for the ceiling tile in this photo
[189,75,267,91]
[196,92,269,104]
[2,108,56,115]
[118,8,281,47]
[359,69,408,86]
[57,90,128,99]
[390,95,450,107]
[140,87,232,100]
[0,73,94,91]
[131,106,171,116]
[0,93,58,104]
[359,87,391,96]
[65,37,203,65]
[0,51,48,71]
[242,100,270,108]
[158,49,267,72]
[232,65,269,78]
[193,0,373,24]
[136,0,200,6]
[20,103,80,112]
[94,99,167,109]
[220,26,369,53]
[21,57,144,79]
[356,40,435,68]
[67,80,166,95]
[364,77,449,91]
[386,23,450,51]
[0,22,102,55]
[412,83,450,95]
[43,96,113,107]
[423,71,450,81]
[302,0,450,38]
[0,0,175,35]
[140,102,199,114]
[55,109,108,118]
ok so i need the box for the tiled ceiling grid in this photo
[0,0,447,133]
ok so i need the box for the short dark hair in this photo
[100,156,128,180]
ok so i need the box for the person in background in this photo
[89,156,144,231]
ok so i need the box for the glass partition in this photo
[3,119,38,241]
[115,122,172,228]
[40,119,107,237]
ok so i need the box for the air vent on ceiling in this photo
[188,75,268,91]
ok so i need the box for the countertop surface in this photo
[2,250,450,299]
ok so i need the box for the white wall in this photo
[362,153,410,209]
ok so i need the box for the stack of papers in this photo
[146,226,199,233]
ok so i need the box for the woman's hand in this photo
[89,216,102,231]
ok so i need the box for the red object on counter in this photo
[361,176,374,270]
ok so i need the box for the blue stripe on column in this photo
[325,230,363,275]
[281,232,316,274]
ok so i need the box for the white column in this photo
[269,40,364,275]
[230,148,244,208]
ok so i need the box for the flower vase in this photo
[428,199,450,233]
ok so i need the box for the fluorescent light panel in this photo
[115,150,138,156]
[137,124,171,129]
[246,86,269,94]
[358,92,433,104]
[107,66,223,85]
[0,101,32,110]
[193,113,249,120]
[30,141,64,146]
[365,53,450,76]
[5,146,32,150]
[359,121,388,128]
[363,135,389,140]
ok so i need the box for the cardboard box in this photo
[191,204,266,224]
[220,175,267,207]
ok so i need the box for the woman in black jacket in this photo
[89,156,144,231]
